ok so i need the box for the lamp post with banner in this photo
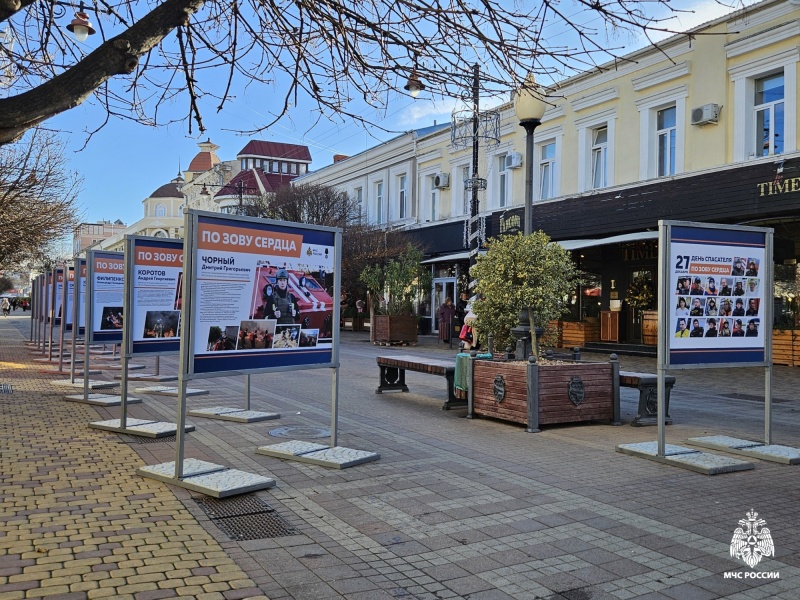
[199,179,258,216]
[405,62,500,296]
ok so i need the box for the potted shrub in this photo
[360,244,432,344]
[470,231,580,357]
[466,233,617,430]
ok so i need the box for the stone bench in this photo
[619,370,675,426]
[375,355,465,410]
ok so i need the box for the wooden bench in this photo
[619,371,675,426]
[376,355,466,410]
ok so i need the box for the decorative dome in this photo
[149,180,183,198]
[187,138,221,172]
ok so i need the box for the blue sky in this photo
[52,0,754,229]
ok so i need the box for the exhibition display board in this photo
[87,250,125,344]
[185,212,337,377]
[665,224,769,366]
[63,266,75,332]
[655,221,774,456]
[51,268,63,325]
[127,237,183,356]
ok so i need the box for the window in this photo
[271,161,279,173]
[398,175,407,219]
[461,165,471,215]
[430,187,438,222]
[498,155,508,208]
[291,163,298,175]
[539,142,556,199]
[354,187,363,222]
[657,106,676,177]
[282,162,289,174]
[591,127,608,189]
[299,164,307,174]
[576,111,614,192]
[755,73,784,156]
[376,182,384,224]
[155,203,167,217]
[636,87,686,178]
[729,44,798,162]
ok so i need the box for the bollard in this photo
[526,354,540,432]
[573,347,581,362]
[610,353,621,425]
[467,349,478,418]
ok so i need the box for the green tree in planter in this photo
[471,232,580,355]
[360,244,432,316]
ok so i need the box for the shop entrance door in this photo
[627,268,654,343]
[432,278,456,333]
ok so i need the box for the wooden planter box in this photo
[542,319,563,348]
[772,329,799,366]
[560,320,600,348]
[371,315,418,344]
[472,359,617,430]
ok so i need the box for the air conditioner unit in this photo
[433,172,450,189]
[691,103,721,126]
[504,151,524,169]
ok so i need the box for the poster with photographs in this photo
[128,237,183,355]
[63,266,75,331]
[50,268,64,324]
[77,260,87,331]
[668,224,768,365]
[89,250,125,343]
[187,211,338,376]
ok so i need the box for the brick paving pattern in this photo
[3,314,800,599]
[1,316,267,600]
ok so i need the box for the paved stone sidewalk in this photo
[1,315,269,600]
[4,316,800,599]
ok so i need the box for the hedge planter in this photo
[772,329,799,366]
[471,357,619,431]
[560,320,600,348]
[371,315,418,344]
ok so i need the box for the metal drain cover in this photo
[194,494,274,519]
[135,435,176,444]
[193,494,297,541]
[268,425,330,439]
[211,513,296,541]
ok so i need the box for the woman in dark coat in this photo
[437,297,456,341]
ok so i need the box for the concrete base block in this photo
[64,394,142,406]
[616,441,754,475]
[256,440,380,469]
[88,418,195,438]
[188,407,280,423]
[132,385,208,396]
[117,373,178,382]
[137,459,275,498]
[687,436,800,465]
[52,378,116,389]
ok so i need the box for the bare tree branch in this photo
[0,0,710,146]
[0,129,81,267]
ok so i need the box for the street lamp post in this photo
[199,179,253,215]
[514,74,547,236]
[511,75,547,357]
[404,62,497,300]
